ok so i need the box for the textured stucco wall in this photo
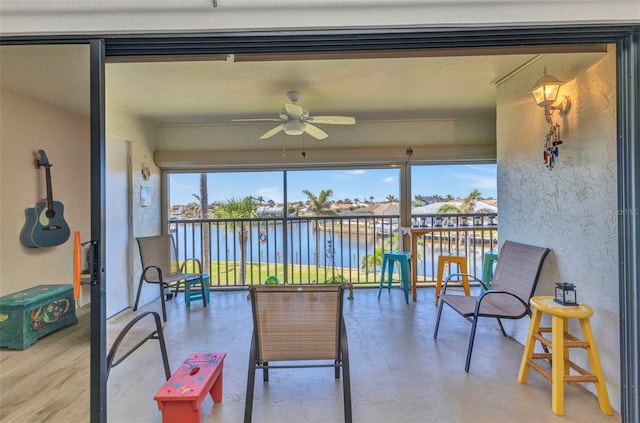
[106,105,161,308]
[497,50,619,409]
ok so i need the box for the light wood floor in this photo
[0,288,622,423]
[0,305,90,423]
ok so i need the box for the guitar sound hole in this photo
[46,209,56,219]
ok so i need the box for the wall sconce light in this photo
[531,67,571,170]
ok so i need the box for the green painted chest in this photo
[0,284,78,350]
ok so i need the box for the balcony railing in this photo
[169,213,498,288]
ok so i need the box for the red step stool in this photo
[154,352,226,423]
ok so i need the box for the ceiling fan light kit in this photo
[283,120,306,135]
[232,91,356,141]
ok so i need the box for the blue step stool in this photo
[378,251,411,304]
[184,273,210,307]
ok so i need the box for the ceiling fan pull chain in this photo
[282,132,286,157]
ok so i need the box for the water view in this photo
[171,217,497,285]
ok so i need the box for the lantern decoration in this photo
[554,282,578,306]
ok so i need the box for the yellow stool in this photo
[517,296,612,416]
[435,255,470,305]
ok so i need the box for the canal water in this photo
[171,220,490,278]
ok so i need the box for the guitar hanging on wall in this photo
[20,150,71,248]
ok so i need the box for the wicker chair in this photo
[133,234,206,322]
[434,240,550,372]
[245,284,352,423]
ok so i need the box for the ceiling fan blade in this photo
[260,124,285,139]
[285,102,304,117]
[307,116,356,125]
[304,123,329,140]
[231,118,283,122]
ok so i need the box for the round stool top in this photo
[530,295,593,318]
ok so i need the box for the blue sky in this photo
[168,164,497,205]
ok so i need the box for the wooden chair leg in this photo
[579,318,612,415]
[518,308,542,383]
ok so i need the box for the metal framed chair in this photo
[133,234,206,322]
[244,284,352,423]
[434,240,550,372]
[106,311,171,381]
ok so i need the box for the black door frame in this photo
[2,24,638,423]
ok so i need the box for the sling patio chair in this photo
[106,311,171,381]
[133,234,207,322]
[434,240,550,372]
[244,284,352,423]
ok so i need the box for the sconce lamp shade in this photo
[531,69,563,107]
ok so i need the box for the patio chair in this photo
[106,311,171,381]
[433,240,550,372]
[245,284,352,423]
[133,234,206,322]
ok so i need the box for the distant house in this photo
[256,205,284,216]
[412,200,498,214]
[169,203,186,217]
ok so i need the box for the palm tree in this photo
[360,247,383,273]
[199,173,210,275]
[213,196,257,285]
[386,194,397,203]
[288,201,304,216]
[302,189,335,266]
[360,231,408,273]
[302,189,335,216]
[438,189,484,240]
[368,196,375,203]
[460,189,481,214]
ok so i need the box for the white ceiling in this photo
[106,53,539,126]
[0,44,607,152]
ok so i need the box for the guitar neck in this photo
[44,166,54,212]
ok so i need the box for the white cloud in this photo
[383,177,395,183]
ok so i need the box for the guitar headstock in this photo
[37,149,52,168]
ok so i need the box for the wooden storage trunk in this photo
[0,284,78,350]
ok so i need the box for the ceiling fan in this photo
[232,91,356,140]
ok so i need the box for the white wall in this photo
[106,105,162,308]
[497,50,619,409]
[0,88,91,304]
[1,1,638,35]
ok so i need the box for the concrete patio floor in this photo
[107,286,620,423]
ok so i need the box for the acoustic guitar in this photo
[20,150,71,248]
